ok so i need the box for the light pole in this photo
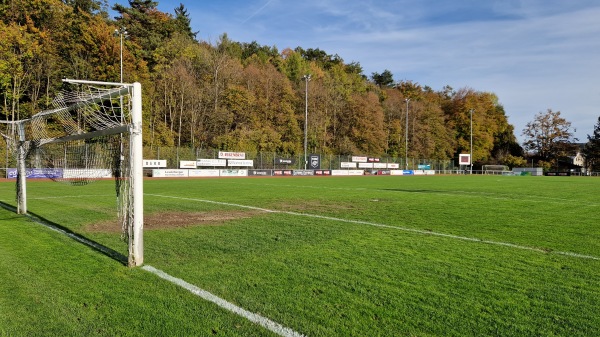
[404,98,410,170]
[302,74,311,170]
[114,27,127,83]
[470,109,473,174]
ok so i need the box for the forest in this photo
[1,0,528,167]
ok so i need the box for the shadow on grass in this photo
[0,201,128,265]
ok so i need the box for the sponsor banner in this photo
[387,163,400,169]
[293,170,314,176]
[180,160,197,169]
[414,170,425,175]
[6,168,63,179]
[376,170,391,175]
[358,162,374,168]
[425,170,436,175]
[220,169,248,177]
[274,157,295,165]
[63,169,112,179]
[368,157,380,163]
[219,151,245,159]
[152,169,189,178]
[228,159,253,167]
[197,158,227,167]
[143,159,167,168]
[340,162,357,168]
[348,170,365,176]
[273,170,293,176]
[331,169,364,176]
[459,154,471,165]
[188,169,220,177]
[248,170,272,176]
[314,170,331,176]
[418,164,431,169]
[351,156,368,163]
[390,170,404,175]
[545,171,571,176]
[332,170,349,176]
[403,170,414,175]
[373,163,387,169]
[309,154,321,169]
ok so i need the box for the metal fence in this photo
[143,146,457,172]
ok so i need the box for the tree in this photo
[583,116,600,171]
[522,109,578,164]
[371,70,394,88]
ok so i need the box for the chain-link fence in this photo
[142,146,457,172]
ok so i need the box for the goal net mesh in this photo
[16,83,135,247]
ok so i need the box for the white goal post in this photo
[4,79,144,267]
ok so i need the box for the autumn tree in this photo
[522,109,578,163]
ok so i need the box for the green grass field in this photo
[1,175,599,336]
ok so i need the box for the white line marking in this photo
[146,193,600,261]
[142,265,305,337]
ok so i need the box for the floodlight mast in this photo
[405,98,410,170]
[470,109,473,174]
[302,74,311,170]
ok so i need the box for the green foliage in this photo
[371,69,394,87]
[503,154,528,168]
[583,116,600,171]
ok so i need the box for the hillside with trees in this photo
[1,0,525,166]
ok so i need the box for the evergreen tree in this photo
[583,116,600,171]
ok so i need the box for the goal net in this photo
[2,79,143,267]
[482,165,510,174]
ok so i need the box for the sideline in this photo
[142,266,305,337]
[147,193,600,261]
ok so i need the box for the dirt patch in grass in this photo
[84,210,261,233]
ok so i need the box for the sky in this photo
[112,0,600,143]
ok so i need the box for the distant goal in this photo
[482,165,510,175]
[1,79,144,267]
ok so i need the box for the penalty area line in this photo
[146,193,600,261]
[141,265,305,337]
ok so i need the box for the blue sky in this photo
[112,0,600,143]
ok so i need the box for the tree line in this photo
[3,0,599,170]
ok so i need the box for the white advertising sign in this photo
[188,169,220,177]
[220,169,248,176]
[179,160,197,169]
[351,156,368,163]
[387,163,400,169]
[218,151,246,159]
[340,162,357,168]
[143,159,167,168]
[197,158,227,167]
[347,170,365,176]
[332,170,348,176]
[228,159,254,167]
[373,163,387,169]
[152,169,189,178]
[358,162,374,168]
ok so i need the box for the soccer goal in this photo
[482,164,509,175]
[1,79,143,267]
